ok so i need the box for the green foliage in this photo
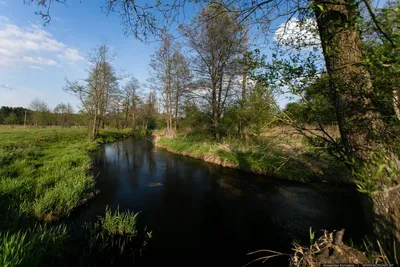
[82,206,152,265]
[283,102,309,123]
[100,206,140,236]
[0,128,131,227]
[309,227,315,246]
[179,102,209,130]
[283,75,336,125]
[157,133,349,183]
[351,152,400,194]
[0,225,67,267]
[0,107,28,125]
[362,0,400,122]
[222,83,276,138]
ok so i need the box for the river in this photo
[68,138,366,266]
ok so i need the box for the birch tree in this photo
[65,43,119,139]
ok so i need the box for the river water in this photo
[68,138,366,266]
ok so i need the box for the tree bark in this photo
[131,109,136,133]
[314,0,400,250]
[92,112,98,140]
[393,89,400,120]
[211,81,220,141]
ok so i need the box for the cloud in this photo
[0,1,7,6]
[0,83,16,90]
[23,56,57,66]
[275,18,320,48]
[0,17,84,68]
[59,48,84,62]
[29,65,45,70]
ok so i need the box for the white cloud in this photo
[275,18,320,48]
[0,17,84,68]
[59,48,84,62]
[23,56,57,66]
[29,65,45,70]
[0,1,7,6]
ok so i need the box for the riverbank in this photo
[0,127,132,227]
[0,127,142,267]
[154,130,351,184]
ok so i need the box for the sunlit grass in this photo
[0,225,67,267]
[0,127,132,226]
[101,206,141,236]
[157,131,350,183]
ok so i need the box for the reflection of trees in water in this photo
[83,139,367,262]
[146,142,156,173]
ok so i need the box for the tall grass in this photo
[0,128,131,227]
[0,225,67,267]
[82,206,152,265]
[156,130,350,183]
[101,206,141,236]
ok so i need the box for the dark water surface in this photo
[68,138,366,266]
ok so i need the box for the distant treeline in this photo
[0,105,84,127]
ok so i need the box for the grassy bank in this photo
[0,127,142,266]
[155,130,350,183]
[0,206,150,267]
[0,127,132,227]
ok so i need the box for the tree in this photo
[171,47,191,131]
[149,34,176,136]
[65,43,119,139]
[137,90,157,134]
[121,77,141,131]
[222,82,276,138]
[362,0,400,122]
[3,112,18,125]
[313,0,400,248]
[184,3,245,140]
[54,103,74,127]
[26,0,400,250]
[0,106,27,125]
[149,35,190,135]
[29,98,50,126]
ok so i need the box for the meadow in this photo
[0,127,154,267]
[0,127,132,227]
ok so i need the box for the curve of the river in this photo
[68,138,366,266]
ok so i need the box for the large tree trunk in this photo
[314,0,400,251]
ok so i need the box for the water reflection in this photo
[69,138,366,266]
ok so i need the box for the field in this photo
[0,127,132,228]
[0,127,145,266]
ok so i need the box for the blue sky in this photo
[0,0,316,110]
[0,0,163,110]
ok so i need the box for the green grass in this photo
[101,206,141,236]
[0,127,132,227]
[82,206,152,265]
[0,225,67,267]
[157,132,350,183]
[0,206,152,267]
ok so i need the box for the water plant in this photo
[81,206,152,266]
